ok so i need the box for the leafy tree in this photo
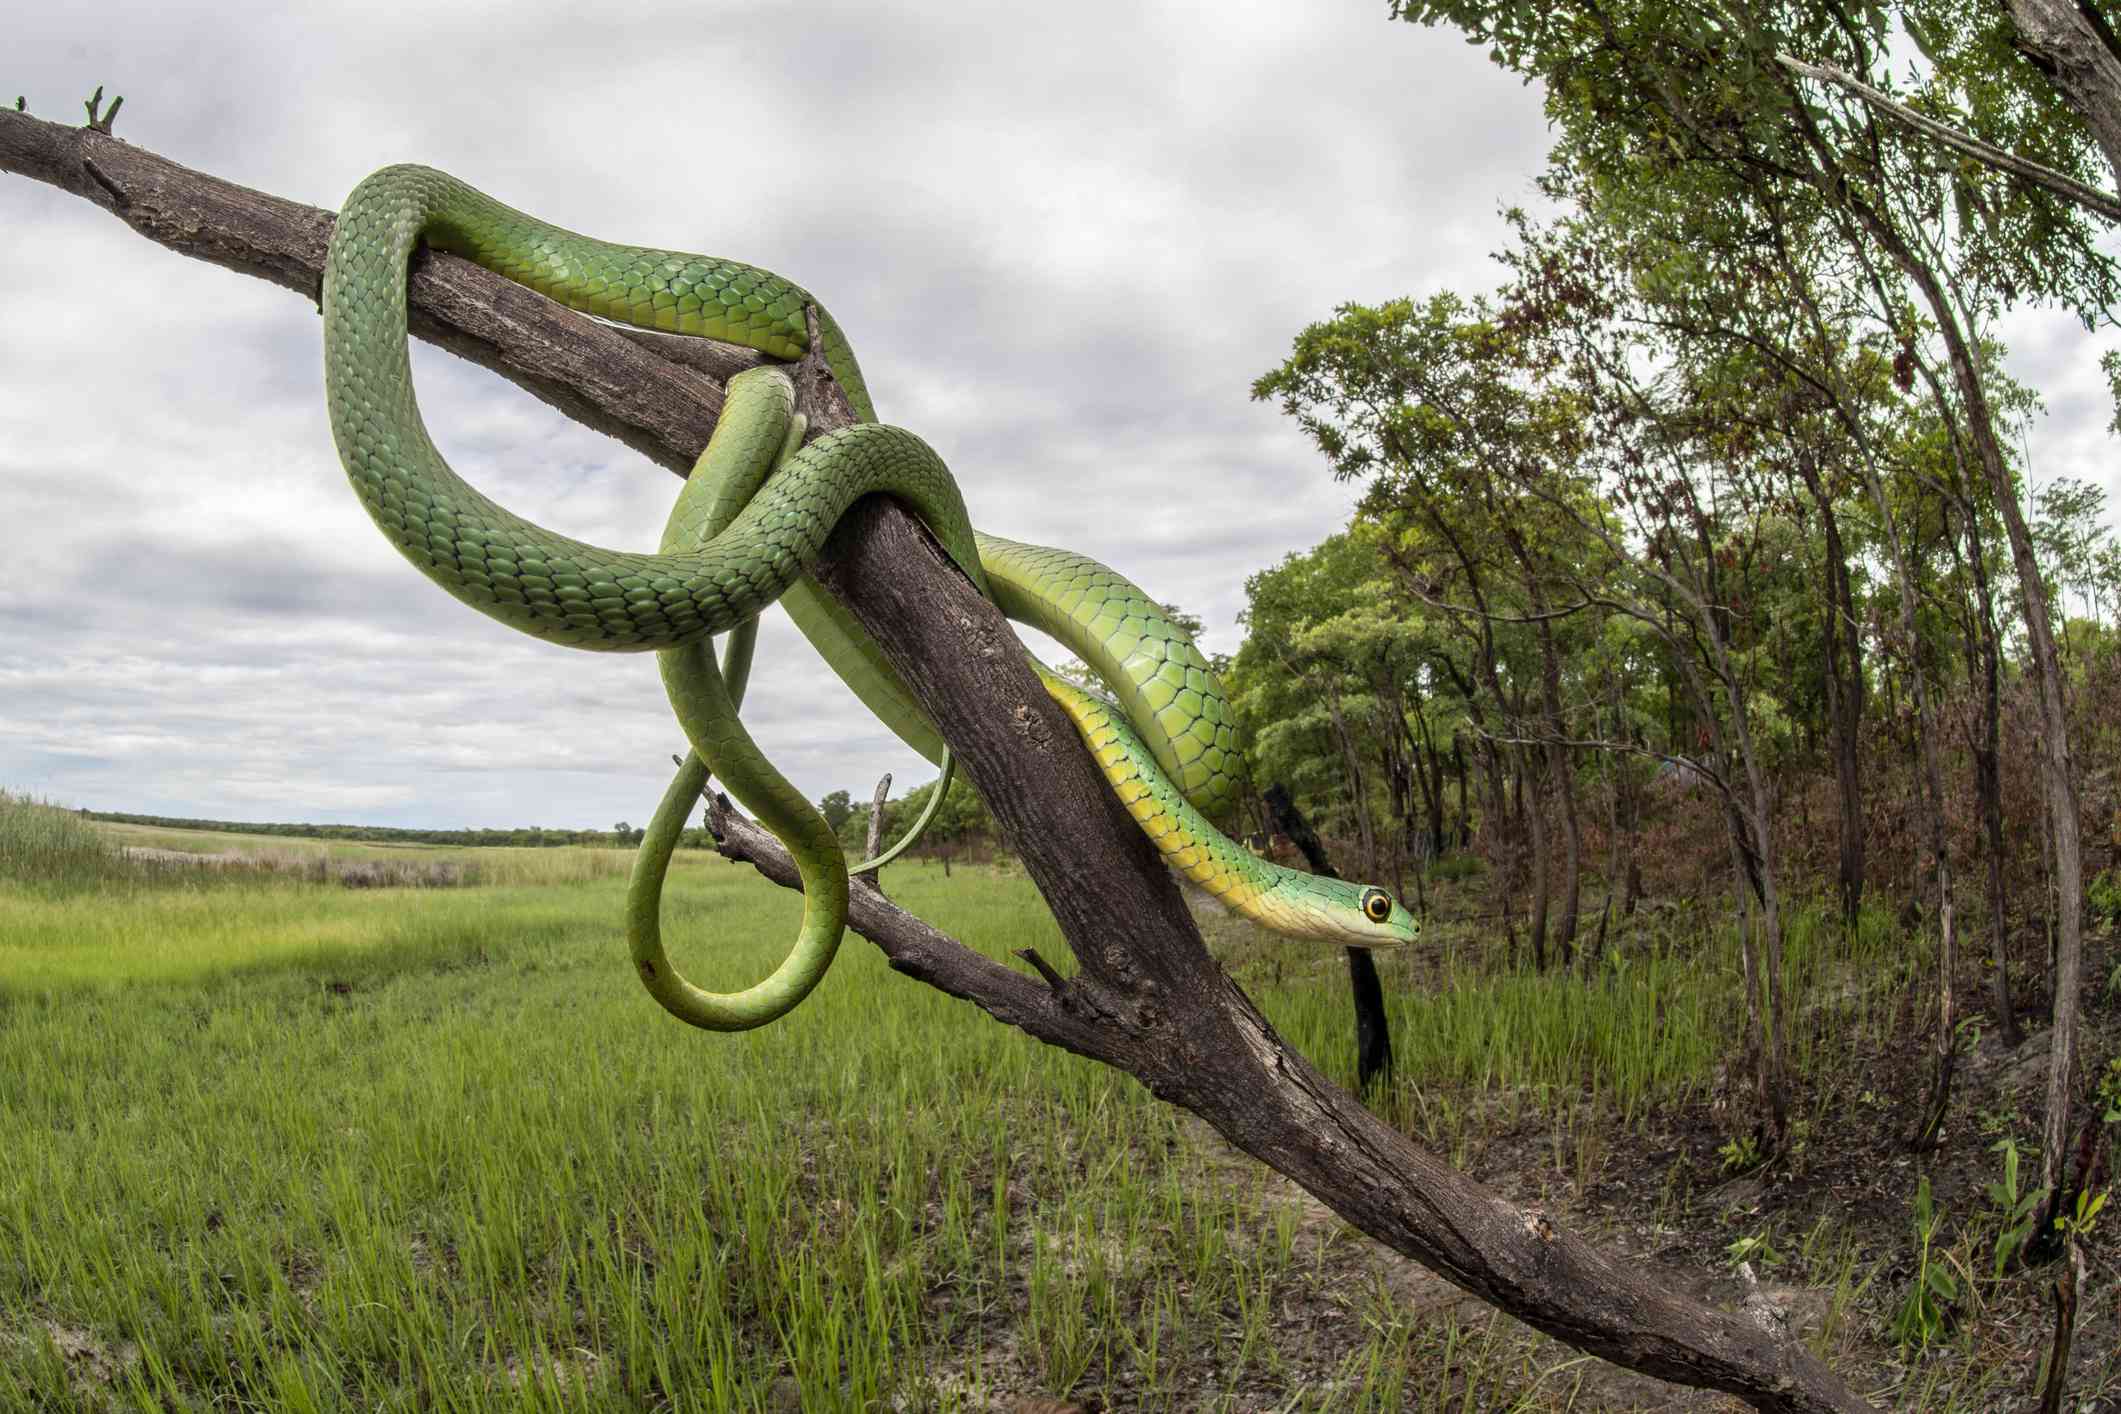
[1400,0,2102,1238]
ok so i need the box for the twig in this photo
[82,84,122,135]
[856,771,891,885]
[1774,52,2121,223]
[1016,947,1069,992]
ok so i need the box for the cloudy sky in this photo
[4,2,2116,832]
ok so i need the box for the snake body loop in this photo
[323,165,1416,1033]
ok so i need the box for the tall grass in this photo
[0,812,2006,1409]
[0,789,128,890]
[1226,892,1915,1156]
[2,853,1398,1410]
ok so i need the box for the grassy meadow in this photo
[0,792,2106,1410]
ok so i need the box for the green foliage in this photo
[1725,1230,1783,1269]
[2089,869,2121,928]
[836,772,993,858]
[1390,0,2121,326]
[1718,1133,1763,1174]
[1983,1138,2045,1278]
[2049,1183,2108,1254]
[1890,1176,1959,1350]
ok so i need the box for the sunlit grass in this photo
[2,841,1358,1410]
[0,798,2035,1409]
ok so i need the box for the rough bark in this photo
[0,107,1872,1414]
[2007,0,2121,196]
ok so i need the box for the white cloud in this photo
[19,1,2106,833]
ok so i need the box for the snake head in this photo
[1252,871,1419,948]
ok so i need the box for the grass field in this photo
[1,792,2109,1410]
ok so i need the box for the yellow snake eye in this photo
[1361,888,1393,923]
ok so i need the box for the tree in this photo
[1256,295,1608,970]
[1399,0,2104,1247]
[817,789,854,835]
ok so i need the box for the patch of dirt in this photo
[23,1320,142,1402]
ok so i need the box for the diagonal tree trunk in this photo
[0,107,1871,1414]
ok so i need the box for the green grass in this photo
[1218,887,1912,1160]
[0,797,2058,1409]
[0,789,130,890]
[2,812,1401,1411]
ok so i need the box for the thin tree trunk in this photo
[1515,741,1551,970]
[1535,614,1583,961]
[1266,782,1394,1092]
[1452,731,1472,850]
[1773,265,1957,1149]
[1892,254,2083,1222]
[1817,486,1866,931]
[1953,473,2022,1046]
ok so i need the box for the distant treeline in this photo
[81,809,663,849]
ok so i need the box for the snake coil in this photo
[322,165,1416,1033]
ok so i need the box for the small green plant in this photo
[2054,1184,2108,1244]
[1984,1139,2046,1278]
[1976,1104,2022,1137]
[1890,1177,1957,1351]
[2096,1058,2121,1122]
[2088,868,2121,927]
[1718,1133,1762,1174]
[1725,1230,1782,1269]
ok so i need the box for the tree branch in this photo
[0,105,1870,1414]
[1774,51,2121,223]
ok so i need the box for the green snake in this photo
[321,165,1417,1030]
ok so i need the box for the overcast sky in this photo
[5,3,2116,831]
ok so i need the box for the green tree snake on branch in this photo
[321,164,1416,1031]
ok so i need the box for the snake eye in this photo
[1361,887,1393,923]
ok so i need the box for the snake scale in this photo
[322,165,1416,1032]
